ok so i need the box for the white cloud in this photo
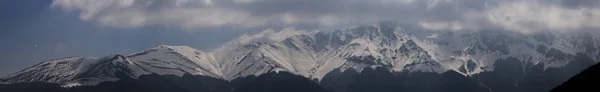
[483,0,600,33]
[52,0,263,29]
[426,33,440,39]
[419,21,463,31]
[232,27,316,45]
[51,0,600,32]
[415,0,600,33]
[50,0,433,29]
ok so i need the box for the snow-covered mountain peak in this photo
[231,28,316,46]
[127,45,223,78]
[0,57,97,84]
[150,45,199,52]
[2,22,599,86]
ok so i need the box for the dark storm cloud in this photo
[50,0,492,29]
[49,0,600,32]
[232,0,493,21]
[560,0,600,9]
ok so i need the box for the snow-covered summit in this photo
[1,45,224,86]
[2,22,599,86]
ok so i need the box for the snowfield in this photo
[1,22,598,86]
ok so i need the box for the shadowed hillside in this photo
[0,71,325,92]
[552,63,600,92]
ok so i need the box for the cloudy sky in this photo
[0,0,599,77]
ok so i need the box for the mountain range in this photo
[1,22,599,92]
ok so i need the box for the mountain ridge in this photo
[1,22,599,88]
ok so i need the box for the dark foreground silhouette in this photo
[0,72,326,92]
[552,62,600,92]
[0,54,596,92]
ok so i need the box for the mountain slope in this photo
[1,22,599,90]
[1,45,224,86]
[552,60,600,91]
